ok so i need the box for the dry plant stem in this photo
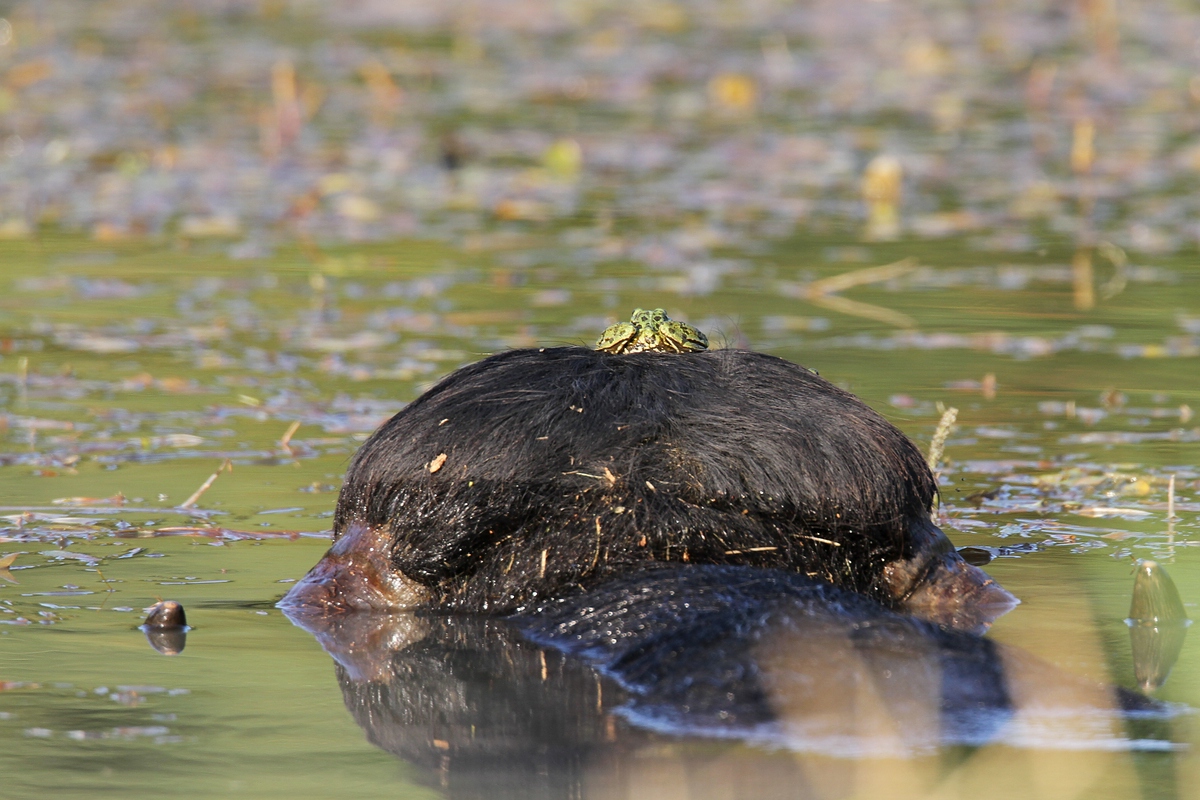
[1072,249,1095,311]
[181,459,233,509]
[588,516,602,572]
[804,258,919,328]
[1168,474,1176,521]
[806,258,918,296]
[95,566,114,593]
[280,420,302,453]
[928,406,959,472]
[0,551,18,584]
[152,526,302,540]
[806,293,917,329]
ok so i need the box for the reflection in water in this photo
[283,566,1180,799]
[1128,561,1191,691]
[142,626,188,655]
[290,608,642,798]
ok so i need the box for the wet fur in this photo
[314,564,1163,787]
[334,347,938,612]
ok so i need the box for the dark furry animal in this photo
[522,566,1162,732]
[286,346,1012,626]
[279,348,1168,775]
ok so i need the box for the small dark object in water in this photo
[1127,560,1190,691]
[143,599,187,628]
[958,546,994,566]
[284,345,1015,630]
[141,600,188,655]
[965,487,1000,507]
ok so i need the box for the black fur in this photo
[334,347,939,612]
[522,564,1014,738]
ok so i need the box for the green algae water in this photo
[6,0,1200,796]
[0,234,1197,799]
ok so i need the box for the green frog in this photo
[595,308,709,354]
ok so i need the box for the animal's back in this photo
[333,347,940,611]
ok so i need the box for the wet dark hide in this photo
[522,565,1164,747]
[521,564,1012,734]
[326,346,1006,619]
[284,565,1172,799]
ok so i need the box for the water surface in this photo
[0,234,1197,799]
[2,0,1200,796]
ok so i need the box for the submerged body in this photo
[287,563,1167,794]
[284,345,1013,629]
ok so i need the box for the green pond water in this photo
[0,234,1198,799]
